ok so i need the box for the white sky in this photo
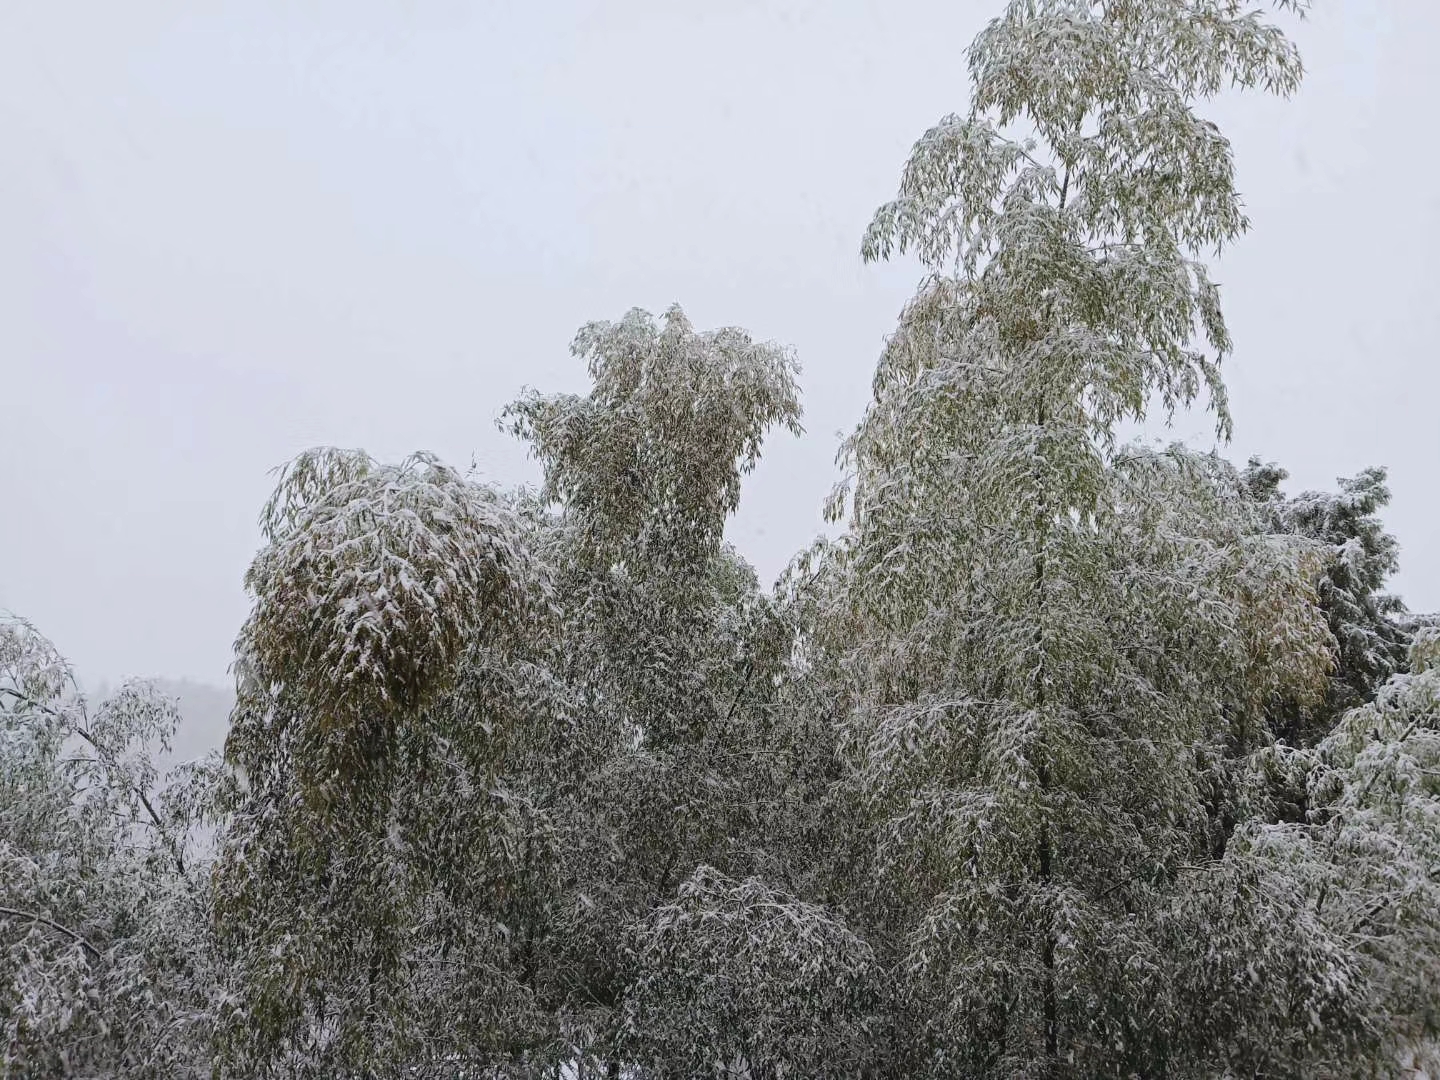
[2,1,1436,689]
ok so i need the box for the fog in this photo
[2,0,1436,705]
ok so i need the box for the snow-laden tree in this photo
[617,866,879,1079]
[1244,459,1414,743]
[505,307,834,1071]
[236,448,544,801]
[1331,625,1440,1056]
[45,1,1429,1072]
[508,305,801,750]
[1222,627,1440,1076]
[215,449,563,1078]
[0,616,224,1078]
[825,0,1399,1073]
[213,310,815,1077]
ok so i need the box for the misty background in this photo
[3,1,1436,758]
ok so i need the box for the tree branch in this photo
[0,905,102,960]
[76,723,188,877]
[0,685,187,877]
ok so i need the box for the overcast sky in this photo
[2,1,1436,690]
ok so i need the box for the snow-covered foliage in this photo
[508,305,802,580]
[499,309,815,1072]
[1245,459,1414,742]
[217,455,560,1078]
[818,0,1432,1074]
[618,867,877,1078]
[1222,628,1440,1076]
[213,452,557,1076]
[0,616,224,1078]
[238,448,543,799]
[8,2,1440,1078]
[1312,631,1440,1040]
[205,308,810,1078]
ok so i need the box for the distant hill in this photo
[151,678,234,766]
